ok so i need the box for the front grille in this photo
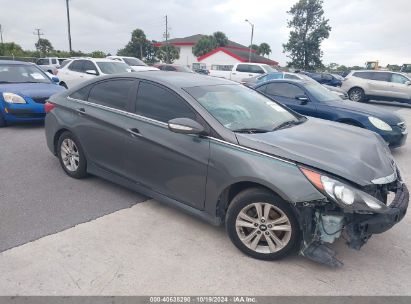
[32,97,48,104]
[398,122,406,132]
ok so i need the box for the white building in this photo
[155,34,278,70]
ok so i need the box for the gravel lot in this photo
[0,101,410,295]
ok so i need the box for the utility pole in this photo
[165,15,169,64]
[66,0,72,53]
[245,19,254,63]
[0,24,4,56]
[0,24,4,44]
[33,28,44,53]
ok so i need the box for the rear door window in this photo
[265,83,305,99]
[370,72,391,82]
[88,79,134,111]
[353,72,373,80]
[135,81,196,123]
[70,85,92,101]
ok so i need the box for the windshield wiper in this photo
[272,120,300,131]
[233,128,269,134]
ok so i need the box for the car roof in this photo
[72,58,121,63]
[102,71,236,88]
[255,79,307,87]
[0,60,34,65]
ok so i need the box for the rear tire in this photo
[348,87,365,102]
[57,131,87,179]
[226,188,301,261]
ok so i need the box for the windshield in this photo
[96,62,132,74]
[305,82,340,102]
[0,64,52,84]
[123,57,146,66]
[262,65,277,73]
[185,84,300,132]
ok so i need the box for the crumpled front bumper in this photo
[299,182,409,267]
[345,182,409,249]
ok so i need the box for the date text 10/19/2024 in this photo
[149,296,257,303]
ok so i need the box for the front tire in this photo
[226,188,300,260]
[0,112,6,127]
[348,87,365,102]
[57,131,87,179]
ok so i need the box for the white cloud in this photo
[0,0,410,66]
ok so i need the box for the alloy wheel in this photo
[60,138,80,172]
[235,202,292,254]
[349,88,363,102]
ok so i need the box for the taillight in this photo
[44,102,55,113]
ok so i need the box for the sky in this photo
[0,0,410,67]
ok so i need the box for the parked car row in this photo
[43,72,409,267]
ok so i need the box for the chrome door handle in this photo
[128,128,142,137]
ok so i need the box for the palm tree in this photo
[131,29,147,59]
[258,43,272,58]
[213,31,228,47]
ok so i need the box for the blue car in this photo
[301,72,343,87]
[253,79,407,147]
[0,60,65,127]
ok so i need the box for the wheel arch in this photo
[216,180,294,223]
[336,118,364,128]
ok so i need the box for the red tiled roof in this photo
[197,47,278,65]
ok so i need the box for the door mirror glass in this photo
[168,118,205,135]
[85,70,98,75]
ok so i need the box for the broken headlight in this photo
[300,167,388,213]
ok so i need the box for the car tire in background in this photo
[0,113,6,127]
[348,87,365,102]
[59,82,68,89]
[57,131,88,179]
[226,187,300,260]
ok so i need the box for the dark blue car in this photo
[301,72,343,87]
[253,79,407,147]
[0,60,65,127]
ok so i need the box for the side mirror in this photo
[168,118,205,135]
[405,81,411,86]
[295,94,309,104]
[51,76,59,83]
[85,70,98,76]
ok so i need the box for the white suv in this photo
[106,56,159,71]
[57,58,133,88]
[342,70,411,103]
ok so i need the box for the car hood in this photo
[236,118,395,186]
[0,83,65,98]
[323,100,404,125]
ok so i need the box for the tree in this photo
[258,43,271,57]
[193,36,218,57]
[0,42,24,56]
[117,28,147,59]
[283,0,331,70]
[249,44,259,52]
[90,50,106,58]
[213,31,228,47]
[144,40,159,65]
[35,38,54,54]
[156,44,179,63]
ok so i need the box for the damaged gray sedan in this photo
[45,72,408,266]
